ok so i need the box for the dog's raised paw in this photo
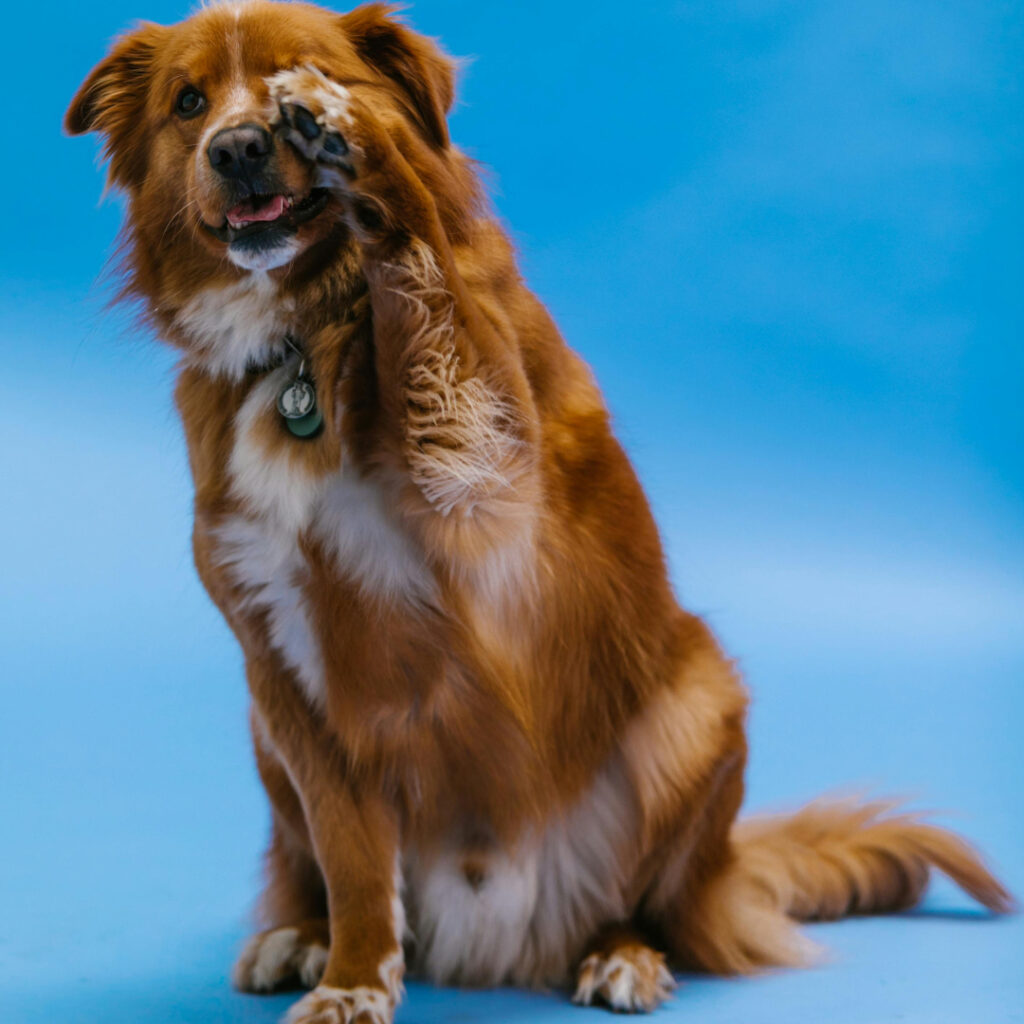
[573,945,676,1013]
[268,66,357,174]
[232,922,329,993]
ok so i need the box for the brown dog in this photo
[66,3,1011,1022]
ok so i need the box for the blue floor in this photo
[4,0,1023,1021]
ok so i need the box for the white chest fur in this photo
[176,273,295,381]
[214,365,435,707]
[406,763,637,987]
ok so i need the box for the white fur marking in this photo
[573,950,676,1012]
[232,926,327,992]
[380,850,407,1003]
[267,66,355,129]
[212,82,253,131]
[298,943,329,989]
[228,235,303,273]
[229,366,325,531]
[250,927,296,990]
[217,516,326,708]
[232,927,297,991]
[412,846,538,986]
[219,369,432,707]
[177,273,294,381]
[285,985,393,1024]
[460,524,536,621]
[408,762,637,987]
[219,369,328,706]
[314,473,434,605]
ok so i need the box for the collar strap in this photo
[245,333,304,377]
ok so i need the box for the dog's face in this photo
[66,1,455,274]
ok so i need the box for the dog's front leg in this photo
[246,655,404,1024]
[269,67,539,541]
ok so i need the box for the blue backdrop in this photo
[2,2,1021,1022]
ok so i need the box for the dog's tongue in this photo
[227,194,288,226]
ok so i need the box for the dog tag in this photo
[277,378,317,419]
[284,408,324,438]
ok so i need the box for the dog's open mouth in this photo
[203,187,330,243]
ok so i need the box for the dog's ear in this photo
[65,22,168,186]
[340,4,456,148]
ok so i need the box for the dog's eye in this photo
[175,86,206,119]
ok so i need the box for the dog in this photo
[66,3,1012,1022]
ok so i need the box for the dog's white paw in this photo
[232,924,328,992]
[573,946,676,1013]
[285,985,394,1024]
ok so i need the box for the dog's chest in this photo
[212,365,434,707]
[176,273,295,381]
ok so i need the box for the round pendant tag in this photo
[277,378,317,419]
[285,408,324,439]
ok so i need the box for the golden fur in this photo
[66,3,1012,1021]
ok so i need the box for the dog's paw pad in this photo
[268,66,357,172]
[573,946,676,1013]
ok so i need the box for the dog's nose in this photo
[207,124,272,180]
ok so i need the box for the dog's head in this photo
[66,1,457,276]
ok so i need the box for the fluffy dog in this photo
[66,3,1011,1022]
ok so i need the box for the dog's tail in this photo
[675,796,1013,974]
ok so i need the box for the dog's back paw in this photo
[232,920,330,993]
[573,940,676,1013]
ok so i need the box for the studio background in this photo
[1,1,1021,1022]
